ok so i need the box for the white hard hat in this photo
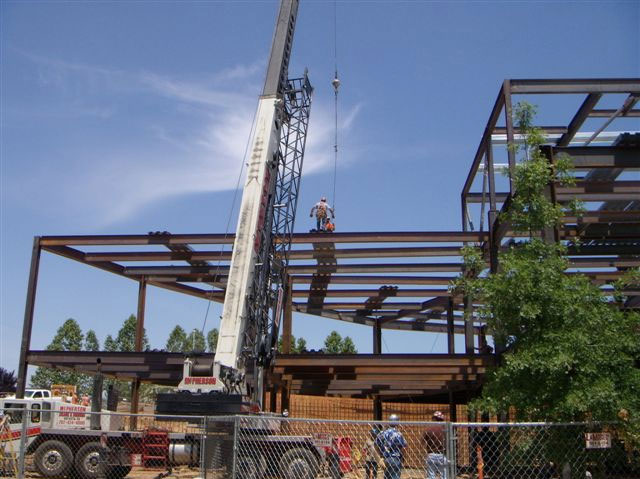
[389,414,400,424]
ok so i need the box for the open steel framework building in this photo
[16,79,640,418]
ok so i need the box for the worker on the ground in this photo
[375,414,407,479]
[310,196,335,231]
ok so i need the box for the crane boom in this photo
[156,0,312,416]
[213,0,309,402]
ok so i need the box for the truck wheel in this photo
[236,453,266,479]
[74,442,105,479]
[279,448,319,479]
[34,440,74,478]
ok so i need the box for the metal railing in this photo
[1,407,638,479]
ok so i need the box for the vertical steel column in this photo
[16,237,42,398]
[373,397,383,421]
[281,383,290,414]
[486,139,499,274]
[448,390,457,422]
[282,276,293,353]
[461,197,468,232]
[373,319,382,355]
[541,145,560,244]
[447,298,455,354]
[503,80,516,193]
[135,277,147,351]
[130,277,147,428]
[464,296,474,354]
[269,387,278,413]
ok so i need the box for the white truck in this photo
[0,397,343,479]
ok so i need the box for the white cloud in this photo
[7,53,362,227]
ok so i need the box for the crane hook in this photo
[332,71,341,92]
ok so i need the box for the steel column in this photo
[373,320,382,355]
[448,390,457,421]
[447,298,455,354]
[503,80,516,192]
[16,237,42,398]
[282,276,293,353]
[373,397,383,421]
[464,295,474,354]
[130,277,147,427]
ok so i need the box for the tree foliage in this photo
[30,319,93,394]
[185,329,206,352]
[323,331,358,354]
[277,335,308,353]
[84,330,100,351]
[166,325,188,352]
[207,328,218,353]
[0,368,17,393]
[455,103,640,437]
[112,314,149,352]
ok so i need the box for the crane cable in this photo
[331,0,340,212]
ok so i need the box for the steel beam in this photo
[16,237,42,398]
[508,78,640,94]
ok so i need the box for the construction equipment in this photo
[156,0,312,415]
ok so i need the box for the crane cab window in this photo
[42,402,51,422]
[31,403,41,423]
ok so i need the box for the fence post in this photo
[231,416,238,479]
[200,417,206,478]
[17,408,29,479]
[445,422,456,479]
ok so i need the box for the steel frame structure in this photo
[16,78,640,407]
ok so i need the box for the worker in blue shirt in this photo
[375,414,407,479]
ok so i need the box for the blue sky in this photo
[1,1,638,379]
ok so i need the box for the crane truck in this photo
[156,0,310,418]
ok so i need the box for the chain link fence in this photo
[453,422,640,479]
[1,406,638,479]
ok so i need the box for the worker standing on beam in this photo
[310,196,335,232]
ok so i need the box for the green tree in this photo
[0,368,17,393]
[85,330,100,351]
[277,335,308,353]
[166,325,188,352]
[340,336,357,354]
[112,314,149,352]
[207,328,219,353]
[456,103,640,436]
[104,334,117,352]
[293,337,308,353]
[30,319,93,394]
[323,331,358,354]
[185,329,206,352]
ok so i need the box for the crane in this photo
[156,0,313,415]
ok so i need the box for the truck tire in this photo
[236,453,266,479]
[74,442,105,479]
[279,448,319,479]
[34,440,74,478]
